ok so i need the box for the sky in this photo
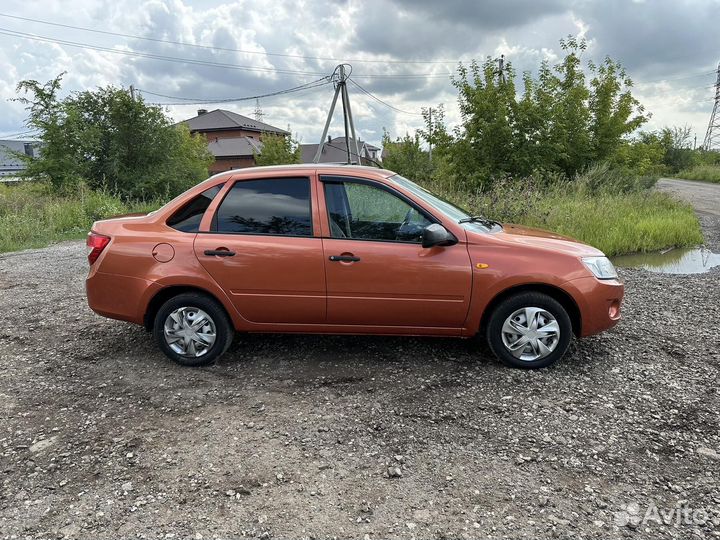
[0,0,718,148]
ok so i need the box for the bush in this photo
[0,182,161,253]
[676,164,720,184]
[574,162,657,194]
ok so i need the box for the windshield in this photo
[388,174,493,231]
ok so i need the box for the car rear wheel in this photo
[153,293,234,367]
[486,292,572,369]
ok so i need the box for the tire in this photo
[486,292,572,369]
[153,293,234,367]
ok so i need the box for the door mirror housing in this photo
[422,223,458,248]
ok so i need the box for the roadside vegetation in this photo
[676,164,720,183]
[0,73,211,253]
[382,37,708,255]
[430,166,702,256]
[0,182,157,253]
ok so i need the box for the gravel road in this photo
[658,178,720,217]
[0,218,718,539]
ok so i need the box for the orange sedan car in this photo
[86,165,623,369]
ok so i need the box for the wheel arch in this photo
[479,283,582,337]
[143,285,234,331]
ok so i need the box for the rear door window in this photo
[167,185,222,232]
[213,178,312,236]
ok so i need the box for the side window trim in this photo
[209,176,315,237]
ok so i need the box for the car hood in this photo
[466,223,605,257]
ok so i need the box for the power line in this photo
[0,12,463,65]
[348,79,424,116]
[138,77,332,105]
[0,27,326,77]
[637,70,716,85]
[0,129,39,139]
[0,26,454,81]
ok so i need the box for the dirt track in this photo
[0,216,718,539]
[657,177,720,217]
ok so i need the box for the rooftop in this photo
[0,140,39,177]
[179,109,289,135]
[206,136,263,158]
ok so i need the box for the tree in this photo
[588,56,648,162]
[15,74,213,199]
[381,130,433,182]
[254,133,300,166]
[430,36,649,185]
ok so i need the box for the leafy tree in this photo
[381,130,434,182]
[659,125,695,172]
[610,132,665,176]
[15,74,213,199]
[419,36,650,186]
[254,133,300,166]
[588,56,648,162]
[450,57,518,185]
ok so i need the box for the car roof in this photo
[207,163,396,182]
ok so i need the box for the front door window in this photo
[324,181,432,243]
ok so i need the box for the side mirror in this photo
[422,223,458,248]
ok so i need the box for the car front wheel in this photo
[153,293,234,367]
[486,292,572,369]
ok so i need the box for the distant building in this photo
[177,109,289,174]
[0,140,39,180]
[300,136,381,165]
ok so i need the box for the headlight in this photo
[582,256,618,280]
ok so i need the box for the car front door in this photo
[194,175,326,325]
[320,176,473,329]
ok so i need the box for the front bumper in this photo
[563,276,624,337]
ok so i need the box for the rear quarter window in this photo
[166,185,222,232]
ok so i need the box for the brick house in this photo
[178,109,289,174]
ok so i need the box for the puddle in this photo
[612,247,720,274]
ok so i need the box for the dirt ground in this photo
[0,215,718,540]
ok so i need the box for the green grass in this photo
[527,190,703,255]
[675,164,720,184]
[431,172,703,256]
[0,182,159,253]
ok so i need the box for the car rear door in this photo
[319,175,472,330]
[194,174,326,325]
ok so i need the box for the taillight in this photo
[86,231,111,265]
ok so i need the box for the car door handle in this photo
[204,249,236,257]
[329,255,360,262]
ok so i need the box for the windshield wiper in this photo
[458,215,501,228]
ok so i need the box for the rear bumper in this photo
[563,276,624,337]
[86,270,159,325]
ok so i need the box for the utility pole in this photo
[497,55,506,84]
[314,64,361,164]
[702,61,720,151]
[428,107,433,163]
[129,85,135,100]
[254,98,265,123]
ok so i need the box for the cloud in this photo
[0,0,717,145]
